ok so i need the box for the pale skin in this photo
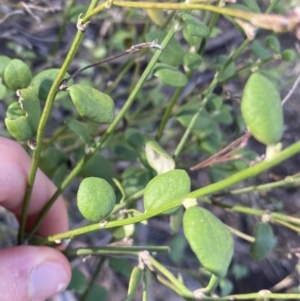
[0,137,71,301]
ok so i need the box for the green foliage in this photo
[77,177,116,222]
[31,68,72,101]
[241,72,283,145]
[143,169,191,214]
[5,88,41,141]
[250,222,276,260]
[4,59,32,90]
[69,84,115,123]
[183,207,234,278]
[1,1,300,300]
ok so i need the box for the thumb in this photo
[0,246,71,301]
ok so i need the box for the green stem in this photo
[201,274,219,293]
[18,0,101,244]
[43,124,68,149]
[173,38,252,158]
[51,0,77,56]
[156,4,220,141]
[80,257,106,301]
[194,292,300,300]
[227,226,255,243]
[149,256,197,301]
[65,246,169,257]
[48,141,300,241]
[26,26,175,241]
[84,1,279,24]
[227,176,300,195]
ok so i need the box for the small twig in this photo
[282,72,300,105]
[190,131,251,171]
[0,10,24,24]
[59,39,163,90]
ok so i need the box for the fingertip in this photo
[0,246,71,301]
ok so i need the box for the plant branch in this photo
[48,140,300,241]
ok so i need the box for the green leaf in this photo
[183,207,234,278]
[85,286,108,301]
[241,72,283,145]
[66,119,91,145]
[146,31,184,67]
[67,268,87,294]
[0,55,11,76]
[182,26,201,46]
[177,13,209,37]
[115,141,139,162]
[145,136,175,174]
[79,153,113,182]
[250,222,276,260]
[242,0,261,12]
[109,258,133,277]
[250,40,272,60]
[265,36,280,53]
[4,59,32,90]
[0,84,7,99]
[77,177,116,222]
[183,53,202,70]
[281,49,297,62]
[143,169,191,215]
[39,148,68,175]
[122,167,150,196]
[216,55,236,82]
[176,102,216,135]
[31,68,72,101]
[69,84,115,124]
[125,128,144,149]
[169,234,187,264]
[146,9,165,26]
[5,87,41,141]
[153,63,188,87]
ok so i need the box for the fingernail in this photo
[29,261,69,301]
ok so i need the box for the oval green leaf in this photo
[143,169,190,215]
[183,53,202,70]
[241,72,283,145]
[153,63,188,87]
[5,102,36,141]
[146,31,184,67]
[77,177,116,222]
[0,55,11,76]
[250,222,276,261]
[5,87,41,141]
[69,84,115,124]
[79,153,113,182]
[265,35,280,53]
[183,207,234,278]
[31,68,72,101]
[145,136,175,174]
[4,59,32,90]
[66,119,91,145]
[177,13,209,38]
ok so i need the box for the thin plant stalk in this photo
[26,27,175,241]
[18,0,102,244]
